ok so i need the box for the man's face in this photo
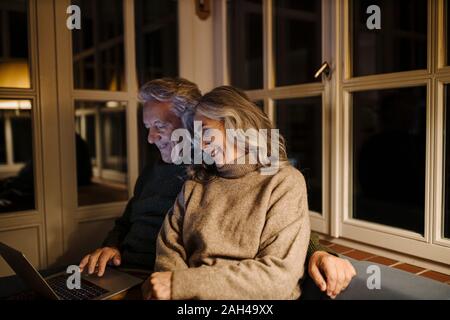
[143,101,183,163]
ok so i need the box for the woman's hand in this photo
[141,271,173,300]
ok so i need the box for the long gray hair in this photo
[187,86,289,182]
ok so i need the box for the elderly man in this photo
[79,78,355,299]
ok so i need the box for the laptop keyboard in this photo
[46,274,109,300]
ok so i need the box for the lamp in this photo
[195,0,210,20]
[0,60,31,88]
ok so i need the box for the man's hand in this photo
[308,251,356,299]
[141,272,172,300]
[79,247,121,277]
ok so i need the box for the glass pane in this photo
[228,0,263,90]
[276,97,322,213]
[352,0,427,77]
[352,87,426,234]
[72,0,125,91]
[444,85,450,239]
[447,0,450,66]
[0,99,34,213]
[0,113,5,163]
[135,0,178,87]
[0,0,31,88]
[274,0,322,86]
[75,101,128,206]
[11,115,32,163]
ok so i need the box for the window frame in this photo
[337,0,450,265]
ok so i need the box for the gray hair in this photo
[188,86,289,181]
[138,77,201,129]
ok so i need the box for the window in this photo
[444,85,450,239]
[227,0,263,90]
[72,0,125,91]
[134,0,178,87]
[0,99,34,214]
[0,0,31,88]
[335,0,450,264]
[11,112,32,163]
[345,0,429,238]
[75,101,128,207]
[276,97,322,213]
[135,0,179,171]
[352,0,427,77]
[274,0,322,86]
[352,87,426,234]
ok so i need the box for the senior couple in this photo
[79,78,356,300]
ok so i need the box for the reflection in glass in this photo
[72,0,125,91]
[274,0,322,86]
[0,0,31,88]
[276,97,322,213]
[352,0,427,76]
[0,99,34,213]
[444,85,450,239]
[75,101,128,206]
[352,87,426,234]
[228,0,263,90]
[135,0,178,87]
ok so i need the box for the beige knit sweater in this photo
[154,162,311,300]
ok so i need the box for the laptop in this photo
[0,242,143,300]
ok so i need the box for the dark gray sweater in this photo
[103,162,186,269]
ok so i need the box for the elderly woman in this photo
[142,86,311,300]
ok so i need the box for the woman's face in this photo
[194,113,227,167]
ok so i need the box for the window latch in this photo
[314,61,331,79]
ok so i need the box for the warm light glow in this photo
[0,61,31,88]
[0,100,32,110]
[106,101,120,108]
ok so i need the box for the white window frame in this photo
[336,0,450,265]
